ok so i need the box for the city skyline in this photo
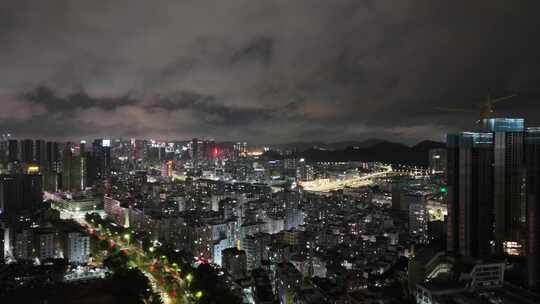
[2,2,540,303]
[1,1,540,144]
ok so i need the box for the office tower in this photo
[34,140,46,165]
[61,145,73,191]
[20,139,34,163]
[46,142,59,165]
[0,174,43,223]
[429,148,447,174]
[42,141,61,192]
[489,119,527,254]
[8,140,19,162]
[62,146,87,192]
[525,127,540,290]
[446,132,494,258]
[191,138,199,166]
[91,139,111,181]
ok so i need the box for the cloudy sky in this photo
[1,0,539,144]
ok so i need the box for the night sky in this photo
[1,0,539,144]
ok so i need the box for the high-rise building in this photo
[20,139,34,163]
[201,139,215,161]
[447,132,494,258]
[242,233,271,271]
[447,118,531,259]
[191,138,199,166]
[409,200,429,244]
[90,139,111,182]
[46,142,60,165]
[0,174,43,223]
[8,140,19,162]
[62,146,87,192]
[34,140,46,165]
[42,141,61,192]
[429,148,447,174]
[490,119,527,254]
[525,127,540,290]
[0,140,7,165]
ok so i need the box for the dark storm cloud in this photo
[23,87,138,111]
[230,36,274,65]
[152,91,298,126]
[0,0,539,144]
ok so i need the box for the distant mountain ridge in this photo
[269,138,389,151]
[298,140,445,167]
[265,139,445,167]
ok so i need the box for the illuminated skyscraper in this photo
[429,148,447,174]
[90,139,111,182]
[525,127,540,290]
[446,132,494,258]
[61,145,87,192]
[447,118,530,259]
[487,118,527,254]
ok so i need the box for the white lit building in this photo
[65,232,90,264]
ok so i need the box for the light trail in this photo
[75,217,182,304]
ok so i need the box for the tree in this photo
[190,264,242,304]
[103,251,129,271]
[110,267,152,304]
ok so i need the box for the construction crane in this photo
[437,93,518,124]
